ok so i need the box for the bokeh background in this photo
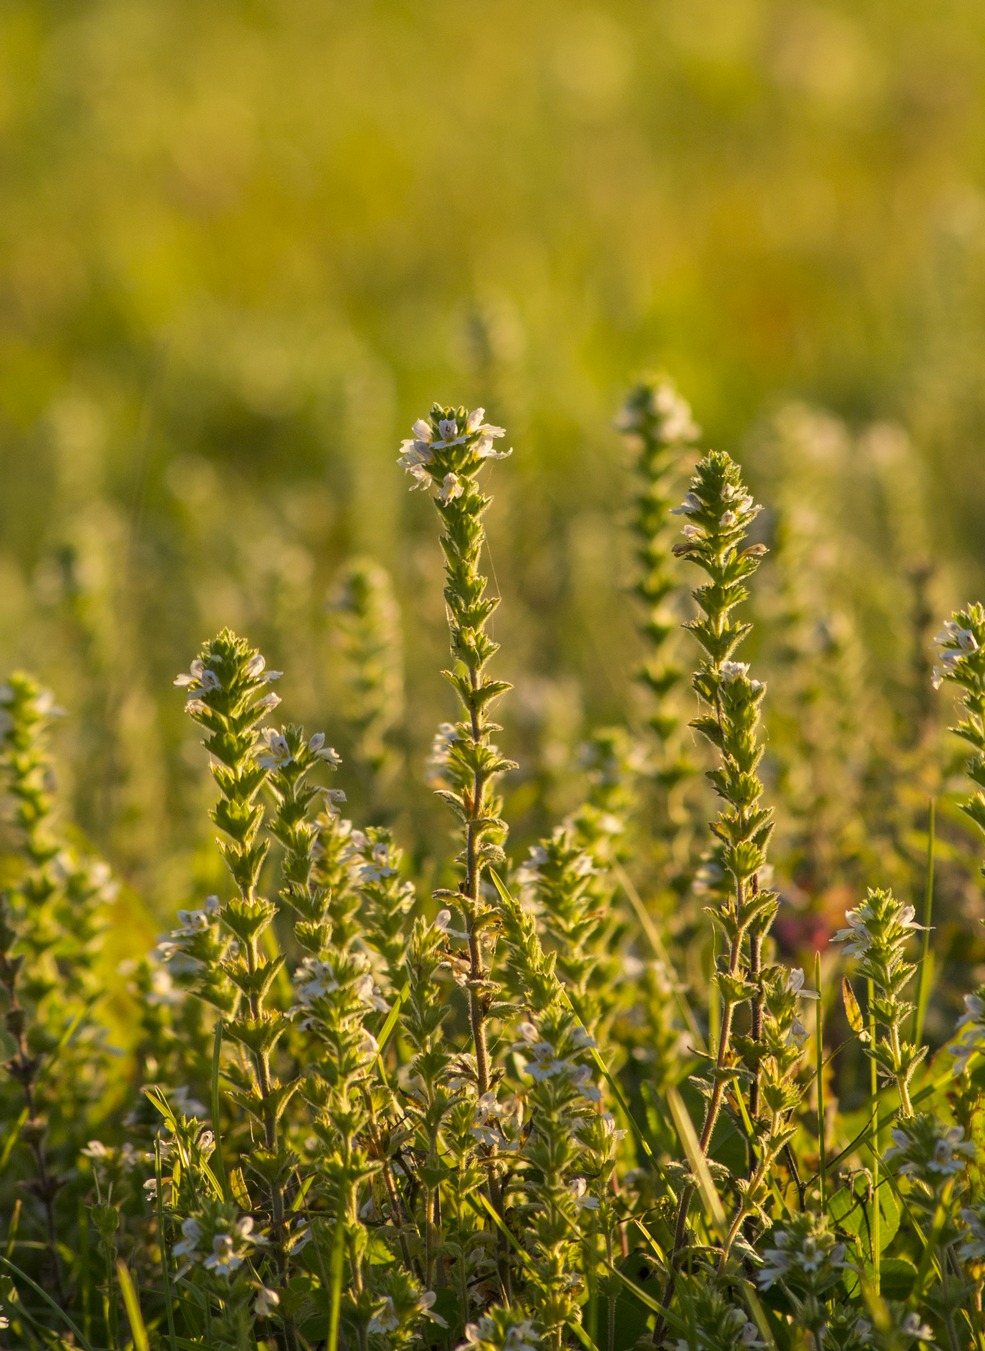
[3,0,985,946]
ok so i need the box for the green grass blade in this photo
[155,1139,180,1351]
[327,1214,345,1351]
[666,1085,727,1235]
[0,1254,94,1351]
[913,798,936,1046]
[210,1018,231,1204]
[116,1259,150,1351]
[815,949,827,1211]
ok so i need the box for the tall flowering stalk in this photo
[0,675,115,1304]
[930,607,985,1077]
[617,375,699,790]
[171,631,300,1351]
[833,889,926,1116]
[327,558,404,790]
[666,452,776,1257]
[398,406,516,1101]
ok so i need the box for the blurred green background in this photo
[3,0,985,923]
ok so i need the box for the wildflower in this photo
[254,1286,280,1317]
[368,1296,401,1334]
[951,991,985,1073]
[434,907,469,942]
[461,1313,540,1351]
[885,1113,975,1187]
[900,1313,934,1342]
[785,967,819,999]
[569,1177,599,1210]
[308,732,343,766]
[471,1090,519,1148]
[958,1205,985,1263]
[719,660,750,683]
[670,491,702,516]
[756,1213,847,1291]
[201,1216,262,1278]
[174,659,221,691]
[419,1290,448,1326]
[357,841,399,882]
[439,472,464,503]
[931,617,980,688]
[427,722,460,784]
[832,895,925,959]
[616,377,699,445]
[204,1233,244,1276]
[244,653,282,680]
[258,728,293,768]
[174,895,220,935]
[172,1217,203,1272]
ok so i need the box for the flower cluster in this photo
[173,1213,264,1279]
[951,989,985,1074]
[931,604,985,873]
[884,1114,974,1195]
[398,406,511,491]
[756,1213,848,1294]
[833,888,927,1113]
[460,1308,540,1351]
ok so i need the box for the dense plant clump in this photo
[2,379,985,1351]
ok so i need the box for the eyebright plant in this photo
[2,381,985,1351]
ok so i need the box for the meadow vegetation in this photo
[3,380,985,1350]
[6,3,985,1348]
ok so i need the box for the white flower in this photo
[681,523,704,540]
[934,620,978,651]
[255,692,282,711]
[202,1216,262,1277]
[900,1312,934,1342]
[957,992,985,1030]
[719,661,750,683]
[254,1286,280,1317]
[570,1062,603,1102]
[368,1296,401,1334]
[358,841,399,882]
[435,417,465,447]
[258,728,293,769]
[569,1177,599,1209]
[245,653,282,680]
[321,787,347,817]
[308,732,343,766]
[203,1233,243,1276]
[174,895,220,936]
[434,908,469,942]
[172,1217,203,1263]
[174,659,220,691]
[785,967,820,1000]
[419,1290,448,1327]
[438,472,464,503]
[355,973,390,1013]
[470,1090,519,1148]
[958,1206,985,1262]
[670,491,702,516]
[462,1316,539,1351]
[295,958,341,1003]
[931,620,978,688]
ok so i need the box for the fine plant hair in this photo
[3,381,985,1351]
